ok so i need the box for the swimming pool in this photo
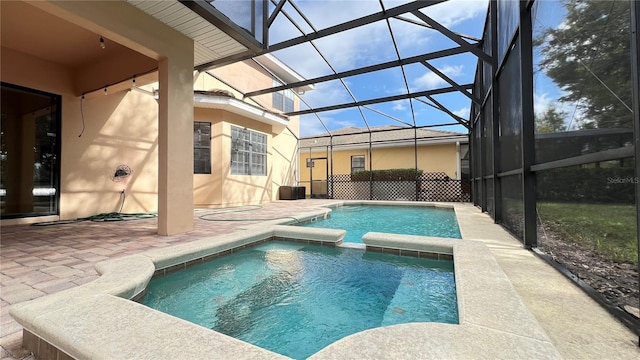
[302,205,461,243]
[143,241,458,359]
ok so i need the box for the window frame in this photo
[272,79,294,112]
[230,126,267,176]
[351,155,366,173]
[193,122,212,174]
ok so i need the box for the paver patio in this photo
[1,200,337,359]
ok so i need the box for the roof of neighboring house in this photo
[299,125,468,149]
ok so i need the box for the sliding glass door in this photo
[1,83,60,218]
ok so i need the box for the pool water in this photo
[302,205,461,243]
[143,241,458,359]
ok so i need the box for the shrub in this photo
[351,168,423,181]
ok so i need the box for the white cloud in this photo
[414,65,464,89]
[299,114,358,137]
[270,1,394,77]
[421,0,489,27]
[534,91,586,129]
[392,101,407,111]
[415,72,445,89]
[452,107,470,119]
[533,91,553,117]
[298,81,351,109]
[299,115,330,137]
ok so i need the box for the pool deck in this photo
[1,200,638,359]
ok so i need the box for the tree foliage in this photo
[535,107,567,134]
[536,0,632,129]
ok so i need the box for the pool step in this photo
[381,269,458,326]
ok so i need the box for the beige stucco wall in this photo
[0,47,75,95]
[61,90,160,219]
[2,1,195,235]
[2,1,302,228]
[192,68,299,207]
[193,105,299,207]
[1,47,160,220]
[203,62,273,111]
[200,64,300,136]
[300,143,461,193]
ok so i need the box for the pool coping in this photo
[9,201,562,359]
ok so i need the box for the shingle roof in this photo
[299,125,467,148]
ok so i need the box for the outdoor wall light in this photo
[99,36,106,49]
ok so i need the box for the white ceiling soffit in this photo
[126,0,248,67]
[194,94,289,133]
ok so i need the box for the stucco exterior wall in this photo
[300,143,461,186]
[192,67,300,207]
[1,48,160,220]
[204,62,273,111]
[373,144,458,177]
[198,65,300,135]
[2,1,301,228]
[2,1,195,235]
[0,47,75,96]
[193,104,299,207]
[60,90,159,219]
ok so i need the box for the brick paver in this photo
[0,200,337,359]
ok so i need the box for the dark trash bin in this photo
[280,186,306,200]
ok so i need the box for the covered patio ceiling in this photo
[177,0,489,137]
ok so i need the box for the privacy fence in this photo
[328,172,470,202]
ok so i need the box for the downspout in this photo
[296,138,300,187]
[330,138,334,199]
[456,141,461,180]
[369,132,373,200]
[308,146,313,197]
[414,127,419,201]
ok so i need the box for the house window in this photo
[351,155,365,173]
[272,79,294,113]
[231,126,267,175]
[193,122,211,174]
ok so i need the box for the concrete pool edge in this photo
[9,202,562,359]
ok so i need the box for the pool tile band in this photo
[151,236,339,279]
[365,245,454,261]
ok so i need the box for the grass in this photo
[537,202,638,265]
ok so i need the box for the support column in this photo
[158,54,194,235]
[630,0,640,346]
[520,0,537,248]
[490,0,501,221]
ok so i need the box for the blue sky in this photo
[263,0,490,137]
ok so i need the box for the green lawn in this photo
[537,202,638,265]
